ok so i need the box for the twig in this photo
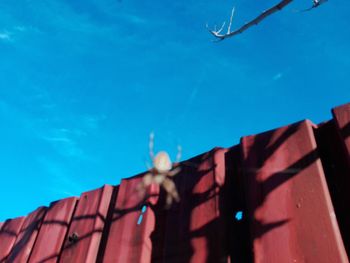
[207,0,327,41]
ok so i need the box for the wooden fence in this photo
[1,102,350,263]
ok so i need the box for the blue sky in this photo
[0,0,349,221]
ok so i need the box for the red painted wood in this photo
[102,175,159,263]
[241,120,348,263]
[0,217,26,262]
[7,207,47,263]
[59,185,113,263]
[332,103,350,163]
[163,148,228,263]
[225,145,252,262]
[315,120,350,256]
[28,197,78,263]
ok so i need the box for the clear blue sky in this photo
[0,0,349,221]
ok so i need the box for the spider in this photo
[137,132,182,208]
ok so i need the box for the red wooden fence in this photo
[1,102,350,263]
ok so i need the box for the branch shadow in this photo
[241,122,320,262]
[0,219,24,262]
[5,207,46,262]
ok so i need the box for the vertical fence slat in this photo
[162,148,229,263]
[332,103,350,163]
[241,120,348,263]
[0,217,26,261]
[28,197,78,263]
[225,145,252,262]
[59,185,113,263]
[102,176,157,263]
[315,120,350,257]
[6,207,47,263]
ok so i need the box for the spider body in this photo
[153,151,172,173]
[137,133,182,208]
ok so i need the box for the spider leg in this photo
[168,167,181,177]
[149,132,155,161]
[145,161,152,171]
[143,173,153,185]
[165,194,173,209]
[175,145,182,164]
[154,173,165,184]
[162,177,180,203]
[136,172,153,197]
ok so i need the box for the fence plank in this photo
[0,217,26,261]
[225,145,252,262]
[59,185,113,263]
[315,120,350,257]
[102,175,158,263]
[241,120,348,263]
[28,197,78,263]
[162,148,229,263]
[6,207,47,263]
[332,103,350,164]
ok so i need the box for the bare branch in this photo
[207,0,327,41]
[301,0,328,12]
[206,6,235,41]
[227,6,235,34]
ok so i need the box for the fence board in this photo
[59,185,113,263]
[241,120,348,263]
[0,217,26,262]
[162,148,228,263]
[28,197,78,263]
[332,103,350,164]
[6,207,47,263]
[315,120,350,257]
[225,145,252,262]
[102,176,158,263]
